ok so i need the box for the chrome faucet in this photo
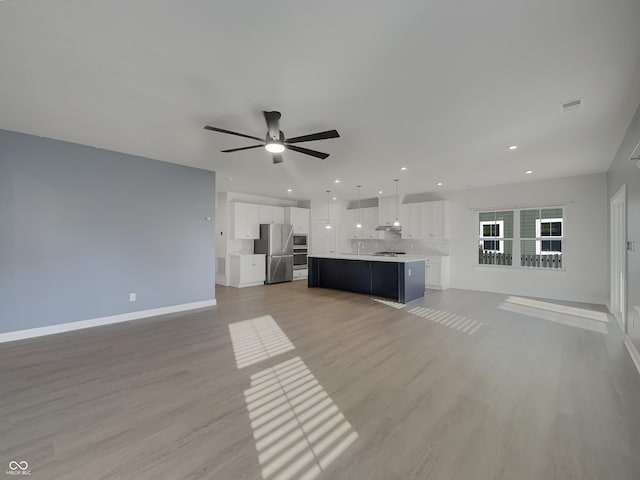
[356,242,365,256]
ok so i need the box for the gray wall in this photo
[0,130,216,334]
[607,103,640,351]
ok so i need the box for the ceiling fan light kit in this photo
[265,142,285,153]
[204,111,339,164]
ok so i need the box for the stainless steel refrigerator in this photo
[254,224,294,284]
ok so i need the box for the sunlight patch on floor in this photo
[245,356,358,480]
[498,301,609,334]
[371,298,405,309]
[504,296,609,323]
[408,307,483,335]
[229,315,295,369]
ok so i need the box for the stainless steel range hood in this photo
[375,224,402,232]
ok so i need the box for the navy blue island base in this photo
[307,256,425,304]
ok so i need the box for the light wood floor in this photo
[2,283,640,479]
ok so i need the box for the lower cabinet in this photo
[229,254,266,288]
[308,258,425,303]
[318,259,392,295]
[293,268,308,280]
[425,256,450,290]
[371,262,400,298]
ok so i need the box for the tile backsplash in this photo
[348,233,449,256]
[228,239,255,255]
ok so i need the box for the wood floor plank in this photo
[1,283,640,480]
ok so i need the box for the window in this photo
[478,211,513,265]
[535,217,563,254]
[477,207,563,269]
[479,220,504,253]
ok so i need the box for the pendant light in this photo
[355,185,363,229]
[393,179,401,227]
[325,190,332,229]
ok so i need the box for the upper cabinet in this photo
[428,201,449,239]
[377,196,400,226]
[285,207,310,234]
[231,202,260,239]
[259,205,285,224]
[401,203,425,239]
[345,207,380,239]
[401,200,449,239]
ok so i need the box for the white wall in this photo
[426,173,607,304]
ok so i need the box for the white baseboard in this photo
[624,336,640,377]
[229,281,265,288]
[0,299,217,344]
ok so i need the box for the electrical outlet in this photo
[129,293,136,302]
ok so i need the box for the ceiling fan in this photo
[204,111,339,164]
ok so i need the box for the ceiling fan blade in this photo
[286,144,330,159]
[272,154,283,164]
[221,144,264,153]
[286,129,340,144]
[263,111,282,140]
[204,126,263,142]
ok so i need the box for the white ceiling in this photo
[1,0,640,201]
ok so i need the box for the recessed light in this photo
[224,177,233,181]
[332,196,337,200]
[287,188,292,193]
[525,170,533,174]
[378,190,383,194]
[401,167,407,171]
[334,179,340,183]
[436,182,443,186]
[508,145,518,150]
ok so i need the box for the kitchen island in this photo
[307,254,426,303]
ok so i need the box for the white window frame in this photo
[476,206,565,270]
[534,217,563,255]
[479,220,504,254]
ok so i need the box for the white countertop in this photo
[308,253,436,263]
[229,253,266,257]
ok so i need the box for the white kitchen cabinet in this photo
[428,201,449,239]
[259,205,285,224]
[400,201,449,239]
[293,268,308,280]
[229,254,266,287]
[363,207,380,239]
[285,207,310,234]
[378,196,400,227]
[272,206,285,224]
[345,207,380,240]
[401,203,426,239]
[231,202,260,239]
[424,256,450,290]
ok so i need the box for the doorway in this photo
[610,184,627,332]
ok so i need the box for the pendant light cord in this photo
[395,179,399,223]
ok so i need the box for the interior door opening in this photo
[610,184,627,333]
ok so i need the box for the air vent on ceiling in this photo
[561,99,582,111]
